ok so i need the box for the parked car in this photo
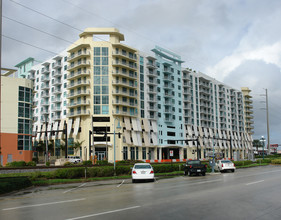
[132,163,154,183]
[215,160,235,172]
[67,156,82,164]
[183,160,207,176]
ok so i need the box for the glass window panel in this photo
[102,57,108,65]
[102,96,109,104]
[94,96,100,104]
[94,47,100,56]
[94,57,100,65]
[94,86,101,94]
[102,66,108,75]
[102,47,108,56]
[102,105,109,114]
[94,76,100,84]
[102,86,108,94]
[102,76,108,84]
[94,106,100,114]
[94,66,100,75]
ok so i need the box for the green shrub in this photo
[116,165,131,176]
[27,161,36,167]
[63,162,73,166]
[5,161,27,167]
[96,160,110,166]
[82,160,93,166]
[0,177,32,194]
[54,168,85,179]
[271,159,281,164]
[234,160,253,166]
[46,161,50,167]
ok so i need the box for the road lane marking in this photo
[117,180,125,187]
[65,206,141,220]
[245,180,265,186]
[63,183,87,193]
[2,198,86,211]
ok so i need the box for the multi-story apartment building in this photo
[241,87,254,135]
[15,57,35,79]
[0,69,33,166]
[182,69,253,160]
[19,27,253,163]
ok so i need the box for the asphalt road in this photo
[1,165,281,220]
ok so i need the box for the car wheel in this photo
[132,179,135,183]
[232,169,235,173]
[202,172,206,176]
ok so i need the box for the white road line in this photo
[245,180,265,186]
[117,180,125,187]
[65,206,141,220]
[63,183,87,193]
[2,198,86,211]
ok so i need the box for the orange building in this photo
[1,69,33,166]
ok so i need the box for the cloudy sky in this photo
[3,0,281,145]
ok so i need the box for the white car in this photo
[132,163,155,183]
[215,160,235,172]
[67,156,82,164]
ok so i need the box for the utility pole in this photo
[265,89,270,154]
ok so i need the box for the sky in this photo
[3,0,281,145]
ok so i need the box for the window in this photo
[94,47,100,56]
[142,147,146,160]
[123,147,128,160]
[102,47,108,56]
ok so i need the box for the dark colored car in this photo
[183,160,207,176]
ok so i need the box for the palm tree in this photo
[253,139,262,154]
[72,140,84,155]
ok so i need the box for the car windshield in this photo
[187,161,200,165]
[221,161,232,163]
[134,165,152,169]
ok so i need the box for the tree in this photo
[253,139,262,153]
[72,140,84,155]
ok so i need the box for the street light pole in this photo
[114,118,121,175]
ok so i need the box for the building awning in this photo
[132,118,139,131]
[53,121,59,138]
[47,123,52,139]
[132,131,139,146]
[203,128,209,138]
[143,132,150,146]
[67,119,73,136]
[36,125,41,141]
[41,124,46,140]
[73,117,80,137]
[143,119,150,132]
[124,117,131,130]
[187,126,193,137]
[152,121,157,133]
[58,119,65,139]
[209,128,213,138]
[193,126,198,137]
[124,130,131,144]
[198,126,204,137]
[151,132,158,145]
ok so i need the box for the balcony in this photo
[53,88,62,94]
[41,84,50,90]
[67,80,90,89]
[112,90,137,98]
[112,60,137,71]
[53,70,62,78]
[67,100,90,108]
[112,109,138,117]
[112,51,137,62]
[53,62,62,69]
[112,100,136,107]
[112,71,137,80]
[53,79,62,86]
[41,92,49,98]
[67,70,91,80]
[41,76,50,82]
[67,109,90,118]
[67,60,91,71]
[67,90,90,99]
[68,50,91,62]
[53,106,62,112]
[147,79,157,85]
[41,68,50,74]
[41,101,49,107]
[112,80,136,89]
[53,98,62,103]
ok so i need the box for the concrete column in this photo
[179,148,183,160]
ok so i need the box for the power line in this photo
[3,15,75,45]
[2,34,57,55]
